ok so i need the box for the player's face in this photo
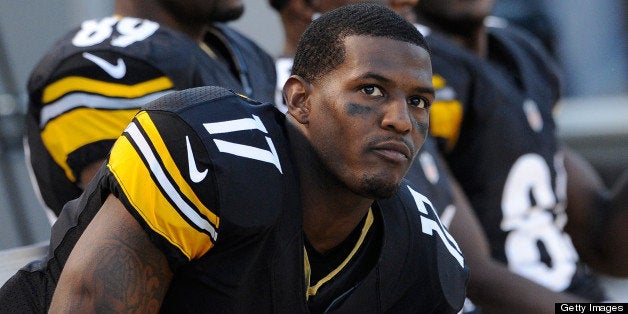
[158,0,244,23]
[307,35,433,199]
[417,0,495,26]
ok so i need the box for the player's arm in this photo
[562,145,628,276]
[445,159,588,313]
[49,194,173,313]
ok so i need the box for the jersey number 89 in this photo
[72,16,159,48]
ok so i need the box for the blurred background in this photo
[0,0,626,251]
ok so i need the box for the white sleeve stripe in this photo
[124,122,218,241]
[40,90,173,127]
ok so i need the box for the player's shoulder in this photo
[486,16,556,64]
[417,24,474,65]
[213,23,276,70]
[28,16,196,89]
[142,86,275,118]
[117,86,293,237]
[138,86,285,164]
[376,182,468,311]
[213,23,270,55]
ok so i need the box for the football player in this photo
[25,0,277,222]
[6,4,468,313]
[414,0,628,305]
[270,0,591,313]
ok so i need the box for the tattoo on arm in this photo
[89,233,171,312]
[52,195,172,313]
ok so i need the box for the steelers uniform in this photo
[25,16,277,218]
[1,86,468,312]
[423,21,607,301]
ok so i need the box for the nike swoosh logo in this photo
[186,136,208,183]
[82,52,126,79]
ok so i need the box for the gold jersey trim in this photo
[304,208,374,299]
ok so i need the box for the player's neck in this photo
[301,195,372,254]
[286,123,373,253]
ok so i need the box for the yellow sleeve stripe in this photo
[429,100,463,151]
[42,76,173,104]
[108,135,214,260]
[116,113,219,259]
[41,107,138,182]
[135,112,220,228]
[39,90,172,128]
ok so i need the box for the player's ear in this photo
[284,75,311,124]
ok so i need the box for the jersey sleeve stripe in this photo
[39,90,172,128]
[134,112,220,229]
[123,113,220,252]
[125,120,219,239]
[108,134,214,260]
[42,76,173,104]
[42,107,138,182]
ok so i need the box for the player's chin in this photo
[357,173,403,199]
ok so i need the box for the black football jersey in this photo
[110,86,468,312]
[405,137,457,224]
[423,22,606,301]
[1,86,468,313]
[25,16,276,217]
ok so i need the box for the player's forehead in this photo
[316,35,433,98]
[338,35,430,72]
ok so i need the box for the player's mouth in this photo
[371,140,412,163]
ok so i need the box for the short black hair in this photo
[291,3,430,83]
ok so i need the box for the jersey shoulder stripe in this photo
[42,75,173,105]
[40,89,171,128]
[108,111,218,260]
[33,53,175,183]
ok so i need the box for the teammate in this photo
[25,0,277,222]
[12,4,468,313]
[414,0,628,302]
[270,0,591,312]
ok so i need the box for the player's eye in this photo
[361,85,384,97]
[408,96,429,109]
